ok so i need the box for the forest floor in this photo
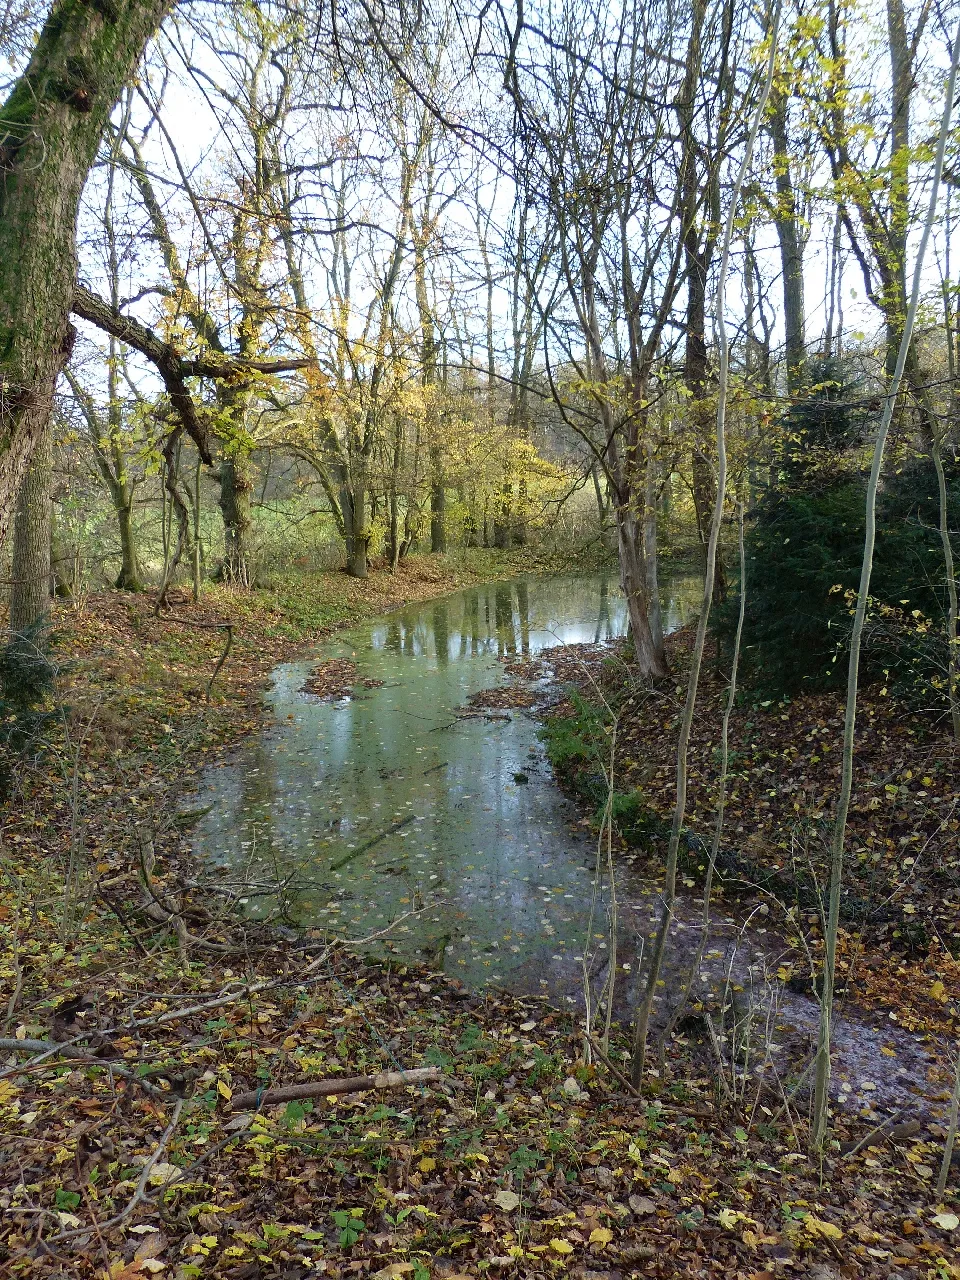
[2,564,960,1279]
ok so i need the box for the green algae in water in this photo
[191,572,701,989]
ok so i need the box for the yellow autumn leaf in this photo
[0,1080,18,1103]
[217,1080,232,1101]
[931,980,948,1003]
[804,1216,843,1241]
[718,1208,756,1230]
[589,1226,613,1246]
[550,1238,574,1255]
[418,1157,437,1173]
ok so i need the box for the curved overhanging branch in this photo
[71,284,315,464]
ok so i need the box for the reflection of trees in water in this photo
[236,740,279,866]
[516,579,530,654]
[495,582,516,656]
[385,618,402,653]
[461,589,480,657]
[594,577,611,643]
[432,600,450,665]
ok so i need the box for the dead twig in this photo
[229,1066,442,1111]
[30,1098,185,1250]
[586,1034,642,1098]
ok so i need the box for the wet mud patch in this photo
[501,872,955,1131]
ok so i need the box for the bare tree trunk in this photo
[811,24,960,1146]
[430,452,447,554]
[643,449,664,655]
[115,490,141,590]
[768,88,806,392]
[191,453,203,601]
[0,0,170,543]
[343,481,368,579]
[10,427,52,632]
[616,504,669,679]
[50,501,73,600]
[930,435,960,739]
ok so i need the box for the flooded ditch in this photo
[188,572,953,1128]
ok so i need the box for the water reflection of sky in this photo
[192,572,702,987]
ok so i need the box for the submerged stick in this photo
[329,815,417,871]
[230,1065,441,1110]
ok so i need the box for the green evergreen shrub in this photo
[716,361,960,707]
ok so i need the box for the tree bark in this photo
[342,481,368,579]
[430,452,447,553]
[115,491,141,591]
[217,454,252,587]
[0,0,171,545]
[616,502,669,679]
[9,425,52,632]
[768,88,806,392]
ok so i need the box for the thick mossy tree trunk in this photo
[217,454,253,587]
[430,465,447,554]
[0,0,171,544]
[114,487,141,590]
[341,482,368,579]
[10,426,52,632]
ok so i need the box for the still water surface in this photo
[192,572,701,988]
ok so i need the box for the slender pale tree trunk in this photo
[811,24,960,1146]
[929,434,960,739]
[631,3,782,1085]
[430,451,447,554]
[9,427,53,632]
[643,448,664,655]
[0,0,170,543]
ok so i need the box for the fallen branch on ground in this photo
[229,1066,442,1110]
